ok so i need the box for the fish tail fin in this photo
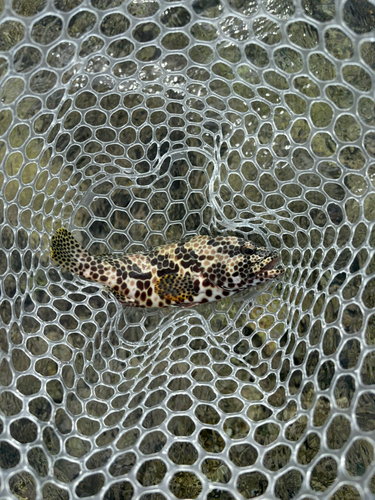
[51,228,87,275]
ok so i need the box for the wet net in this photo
[0,0,375,499]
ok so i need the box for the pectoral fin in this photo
[155,273,195,303]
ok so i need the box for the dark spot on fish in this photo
[157,268,173,277]
[181,259,196,269]
[129,271,152,280]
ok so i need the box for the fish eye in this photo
[241,245,255,255]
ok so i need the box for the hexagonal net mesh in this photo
[0,0,375,499]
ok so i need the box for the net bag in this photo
[0,0,375,499]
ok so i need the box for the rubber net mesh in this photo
[1,0,375,499]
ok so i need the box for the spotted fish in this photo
[51,228,284,308]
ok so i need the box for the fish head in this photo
[239,242,284,285]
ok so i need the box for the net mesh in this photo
[0,0,375,498]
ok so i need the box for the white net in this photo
[0,0,375,498]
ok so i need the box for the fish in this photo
[51,228,284,308]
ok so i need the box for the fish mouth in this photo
[255,254,284,280]
[261,255,279,271]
